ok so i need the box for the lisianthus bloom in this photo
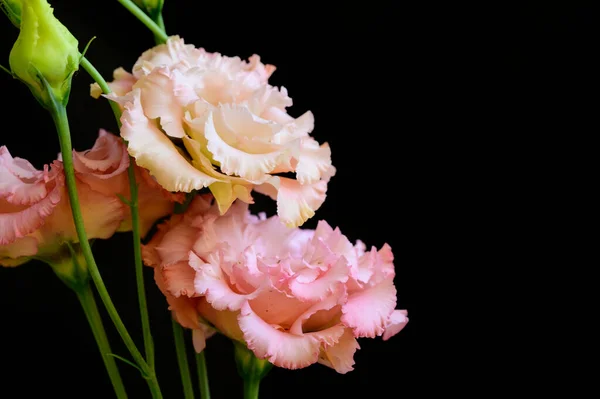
[69,129,184,236]
[0,146,123,267]
[92,36,335,227]
[143,195,408,373]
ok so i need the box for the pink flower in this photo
[0,146,124,267]
[69,129,184,236]
[95,36,334,228]
[144,195,408,373]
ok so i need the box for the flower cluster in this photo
[0,130,181,267]
[143,195,408,373]
[92,36,335,228]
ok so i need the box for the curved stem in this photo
[82,49,155,376]
[76,282,128,399]
[172,320,195,399]
[116,0,168,43]
[50,102,162,399]
[196,351,211,399]
[80,57,122,121]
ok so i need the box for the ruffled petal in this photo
[191,251,262,311]
[0,184,61,245]
[341,277,397,338]
[72,129,129,177]
[383,309,409,341]
[238,301,322,369]
[155,223,198,265]
[135,68,197,138]
[204,106,288,181]
[295,139,332,185]
[119,88,218,192]
[0,146,47,205]
[141,213,184,267]
[318,328,360,374]
[162,260,197,297]
[288,257,350,302]
[255,176,327,228]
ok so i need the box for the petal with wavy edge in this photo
[295,139,332,185]
[119,88,218,192]
[341,278,397,338]
[204,107,288,181]
[0,147,47,205]
[162,260,197,297]
[318,328,360,374]
[0,185,61,245]
[190,251,262,311]
[383,309,409,341]
[254,176,327,228]
[155,223,198,265]
[154,267,201,330]
[288,257,349,302]
[239,301,345,370]
[135,68,198,138]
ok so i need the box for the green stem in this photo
[196,351,211,399]
[116,0,168,43]
[50,102,162,399]
[81,52,158,389]
[172,320,195,399]
[243,378,260,399]
[128,162,155,369]
[76,282,128,399]
[80,57,122,121]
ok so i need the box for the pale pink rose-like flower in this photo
[68,129,184,236]
[143,195,408,373]
[0,146,124,267]
[94,36,335,228]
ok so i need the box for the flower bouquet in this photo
[0,1,408,397]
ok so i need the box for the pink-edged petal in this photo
[119,88,218,192]
[135,68,196,138]
[0,147,47,205]
[255,176,327,228]
[289,288,345,335]
[155,223,198,265]
[383,309,409,341]
[288,257,350,302]
[191,251,262,311]
[318,328,360,374]
[238,301,322,370]
[0,186,61,245]
[197,298,245,342]
[72,129,129,177]
[204,107,288,181]
[0,236,38,266]
[162,260,197,297]
[341,277,398,338]
[141,213,184,267]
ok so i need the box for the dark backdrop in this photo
[0,1,436,398]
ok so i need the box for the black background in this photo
[0,1,422,398]
[1,1,594,398]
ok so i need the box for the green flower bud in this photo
[0,0,22,27]
[8,0,79,107]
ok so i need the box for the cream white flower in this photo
[95,36,334,227]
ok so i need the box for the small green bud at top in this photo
[8,0,79,107]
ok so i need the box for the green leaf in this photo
[107,353,147,377]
